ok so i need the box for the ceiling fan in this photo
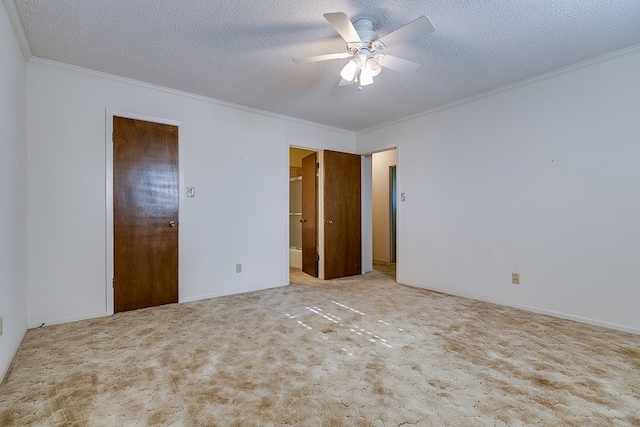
[294,12,435,88]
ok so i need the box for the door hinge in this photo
[316,254,320,261]
[112,277,115,288]
[316,162,320,169]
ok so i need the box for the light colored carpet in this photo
[1,268,639,426]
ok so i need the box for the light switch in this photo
[187,186,195,198]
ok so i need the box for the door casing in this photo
[301,152,318,277]
[390,165,397,263]
[292,144,401,280]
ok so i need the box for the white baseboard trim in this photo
[28,311,107,329]
[27,282,291,327]
[181,282,288,304]
[0,327,28,385]
[398,280,640,336]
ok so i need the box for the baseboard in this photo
[398,280,640,336]
[0,328,28,385]
[27,283,291,326]
[28,311,107,329]
[181,282,289,304]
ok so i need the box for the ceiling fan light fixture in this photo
[359,67,374,86]
[340,59,359,81]
[365,57,382,77]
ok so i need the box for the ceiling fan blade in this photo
[378,55,421,74]
[324,12,362,43]
[378,16,435,48]
[293,52,351,64]
[338,78,355,86]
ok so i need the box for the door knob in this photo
[169,221,176,227]
[300,219,306,223]
[325,220,333,224]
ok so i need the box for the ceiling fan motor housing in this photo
[348,18,386,55]
[353,19,378,42]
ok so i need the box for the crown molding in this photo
[359,43,640,135]
[30,57,356,136]
[3,0,31,60]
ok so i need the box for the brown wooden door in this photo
[113,117,179,312]
[324,150,361,279]
[301,152,318,276]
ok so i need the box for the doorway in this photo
[289,147,316,272]
[289,147,362,280]
[372,149,397,278]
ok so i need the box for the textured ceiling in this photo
[12,0,640,132]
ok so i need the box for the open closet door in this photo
[323,150,361,279]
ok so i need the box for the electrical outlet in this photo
[236,263,242,273]
[512,273,520,285]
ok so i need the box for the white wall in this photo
[372,150,397,263]
[0,2,28,380]
[357,46,640,334]
[27,59,355,326]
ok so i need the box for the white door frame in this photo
[360,144,399,277]
[287,143,395,280]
